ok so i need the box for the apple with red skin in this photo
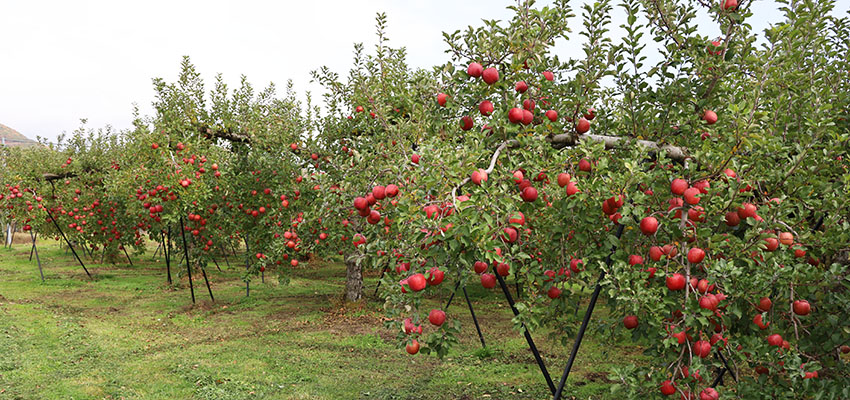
[460,116,474,131]
[557,173,570,187]
[660,380,676,396]
[725,211,741,226]
[467,62,483,78]
[151,143,159,149]
[623,315,638,329]
[508,107,524,124]
[522,99,535,111]
[579,159,592,173]
[694,340,711,358]
[566,181,579,196]
[764,237,779,251]
[426,268,444,285]
[428,309,446,326]
[502,227,518,243]
[473,261,488,274]
[542,71,554,81]
[793,300,811,316]
[703,109,718,124]
[576,117,590,134]
[547,286,561,299]
[385,184,399,197]
[521,186,538,202]
[372,185,386,200]
[640,216,659,235]
[408,273,427,291]
[671,179,688,195]
[699,388,719,400]
[482,67,499,84]
[480,273,497,288]
[522,110,533,125]
[721,0,737,11]
[437,93,449,106]
[687,247,706,264]
[515,81,528,93]
[683,187,701,205]
[508,212,525,225]
[479,100,494,116]
[841,345,850,354]
[471,169,488,185]
[666,273,686,291]
[406,339,420,355]
[767,334,783,346]
[496,262,510,276]
[411,154,420,164]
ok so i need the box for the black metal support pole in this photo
[211,256,222,272]
[152,242,162,260]
[179,217,195,304]
[163,229,172,285]
[444,279,462,309]
[463,287,486,348]
[494,271,556,395]
[123,247,133,266]
[553,224,624,400]
[30,231,44,282]
[373,261,390,296]
[244,237,250,297]
[29,231,37,261]
[710,366,726,388]
[219,246,231,268]
[711,350,738,387]
[199,260,215,302]
[45,207,91,279]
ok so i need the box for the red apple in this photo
[479,100,494,116]
[437,93,449,107]
[480,273,497,288]
[793,300,811,316]
[666,273,686,291]
[515,81,528,93]
[467,62,483,78]
[687,247,706,264]
[408,273,426,291]
[623,315,638,329]
[482,67,499,84]
[508,107,524,124]
[406,339,420,354]
[545,110,558,122]
[576,117,590,134]
[703,110,718,125]
[640,216,659,235]
[428,309,446,326]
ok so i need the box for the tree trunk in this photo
[345,257,363,302]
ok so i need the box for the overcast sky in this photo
[1,1,844,143]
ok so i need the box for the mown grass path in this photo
[0,241,644,399]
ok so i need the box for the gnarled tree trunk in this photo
[345,256,363,302]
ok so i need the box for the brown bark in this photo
[345,256,363,302]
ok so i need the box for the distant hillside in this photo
[0,123,37,147]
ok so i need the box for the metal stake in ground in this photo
[494,270,556,395]
[44,207,91,279]
[123,246,133,266]
[29,231,37,261]
[30,230,44,282]
[244,237,250,297]
[373,260,390,297]
[179,217,195,303]
[163,229,172,284]
[553,224,624,400]
[443,278,486,349]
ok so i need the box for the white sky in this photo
[1,0,844,143]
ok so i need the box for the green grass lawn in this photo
[0,240,645,399]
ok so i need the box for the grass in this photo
[0,240,645,399]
